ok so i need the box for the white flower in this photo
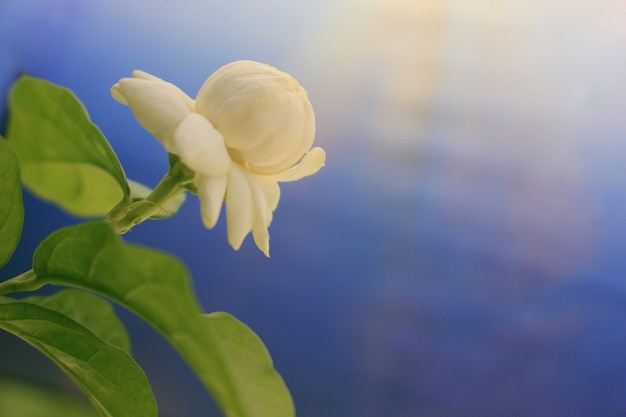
[111,60,325,256]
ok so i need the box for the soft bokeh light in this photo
[2,1,626,416]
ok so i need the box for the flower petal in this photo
[252,219,270,257]
[130,70,163,81]
[110,83,128,104]
[226,165,256,250]
[225,165,278,255]
[258,147,326,183]
[168,113,231,176]
[113,74,194,142]
[196,174,227,229]
[258,181,280,214]
[250,182,277,257]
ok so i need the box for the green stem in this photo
[0,269,43,295]
[107,171,189,234]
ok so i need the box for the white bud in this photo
[195,60,316,176]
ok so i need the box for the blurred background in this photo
[2,0,626,416]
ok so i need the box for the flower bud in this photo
[195,60,315,176]
[112,60,325,256]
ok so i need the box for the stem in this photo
[107,171,188,234]
[0,269,43,295]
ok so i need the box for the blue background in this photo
[2,1,626,416]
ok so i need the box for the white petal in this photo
[111,71,169,105]
[248,175,271,227]
[110,83,128,104]
[130,70,163,81]
[168,113,231,176]
[225,165,278,254]
[250,183,279,257]
[196,174,227,229]
[258,147,326,183]
[258,181,280,213]
[252,219,270,257]
[226,166,256,250]
[116,76,194,142]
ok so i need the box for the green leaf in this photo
[128,179,186,219]
[0,137,24,269]
[32,221,294,417]
[0,297,157,417]
[7,76,130,217]
[24,289,131,352]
